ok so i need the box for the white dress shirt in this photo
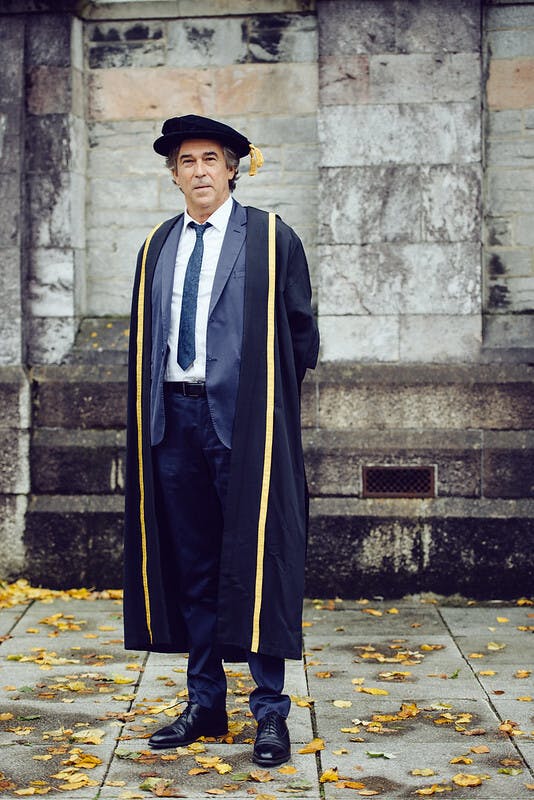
[165,194,234,382]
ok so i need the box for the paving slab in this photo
[1,594,534,799]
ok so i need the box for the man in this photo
[123,114,319,767]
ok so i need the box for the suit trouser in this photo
[153,386,291,721]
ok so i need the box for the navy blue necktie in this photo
[177,221,210,370]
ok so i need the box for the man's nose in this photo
[194,159,205,175]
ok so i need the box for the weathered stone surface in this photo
[487,58,534,109]
[0,367,30,429]
[27,67,72,116]
[400,315,482,363]
[318,315,400,362]
[89,63,317,120]
[421,165,481,242]
[368,53,480,105]
[487,5,534,29]
[486,137,534,167]
[24,497,123,589]
[314,363,534,431]
[486,248,532,280]
[485,216,513,247]
[486,109,523,137]
[0,173,20,246]
[488,28,534,60]
[26,114,71,173]
[483,313,534,349]
[247,13,317,63]
[27,12,72,67]
[0,17,24,105]
[395,0,480,54]
[319,166,421,245]
[29,248,75,317]
[27,172,73,248]
[483,431,534,499]
[307,497,534,598]
[89,40,166,69]
[0,248,22,366]
[319,242,480,315]
[31,429,125,494]
[486,168,534,213]
[28,317,77,365]
[32,366,128,429]
[319,55,368,105]
[319,102,480,166]
[304,429,482,498]
[0,495,26,581]
[0,430,29,494]
[515,215,534,247]
[318,0,396,56]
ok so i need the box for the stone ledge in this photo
[310,496,534,519]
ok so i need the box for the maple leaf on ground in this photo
[320,768,340,783]
[452,773,489,787]
[249,769,273,782]
[415,785,452,796]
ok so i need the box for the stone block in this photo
[24,496,123,589]
[525,109,534,130]
[318,315,400,362]
[0,173,20,246]
[486,168,534,213]
[315,363,534,431]
[486,137,534,167]
[247,13,317,63]
[167,17,246,67]
[487,59,534,110]
[0,248,22,366]
[29,248,75,317]
[0,133,20,175]
[515,215,534,246]
[27,172,74,248]
[89,175,159,211]
[88,40,166,69]
[431,53,481,103]
[485,216,513,247]
[32,366,128,429]
[319,102,480,166]
[483,313,534,349]
[0,495,26,580]
[486,248,532,279]
[319,242,480,316]
[304,429,482,498]
[244,114,317,144]
[0,430,29,494]
[486,5,534,29]
[71,16,83,72]
[69,114,87,175]
[318,0,396,56]
[486,109,523,137]
[31,429,125,494]
[89,63,317,120]
[399,315,482,363]
[421,165,481,242]
[319,166,421,245]
[499,275,534,312]
[0,367,30,428]
[88,140,162,177]
[88,119,158,149]
[0,17,23,104]
[483,431,534,499]
[319,55,368,105]
[27,67,72,116]
[488,29,534,60]
[87,20,165,43]
[28,317,77,365]
[27,13,72,67]
[26,114,71,173]
[395,0,480,54]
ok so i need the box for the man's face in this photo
[173,139,235,221]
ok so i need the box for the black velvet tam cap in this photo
[153,114,251,158]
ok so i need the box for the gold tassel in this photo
[249,144,265,176]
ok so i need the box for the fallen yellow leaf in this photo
[320,768,339,783]
[356,687,389,696]
[299,737,325,754]
[412,768,435,776]
[470,745,490,754]
[278,765,297,774]
[415,786,451,796]
[515,670,531,679]
[450,755,472,765]
[333,699,353,707]
[452,773,487,787]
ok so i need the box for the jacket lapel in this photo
[209,200,246,317]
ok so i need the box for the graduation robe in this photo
[123,206,319,660]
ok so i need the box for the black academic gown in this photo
[123,206,319,660]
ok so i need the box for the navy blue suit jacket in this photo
[150,198,247,449]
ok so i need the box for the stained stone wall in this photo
[317,0,483,362]
[85,7,318,315]
[484,2,534,353]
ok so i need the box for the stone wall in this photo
[484,1,534,353]
[85,3,318,315]
[317,0,483,362]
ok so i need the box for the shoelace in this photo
[260,713,281,736]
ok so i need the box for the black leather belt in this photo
[165,381,206,397]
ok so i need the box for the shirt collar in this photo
[184,194,234,233]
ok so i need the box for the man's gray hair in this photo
[165,145,240,192]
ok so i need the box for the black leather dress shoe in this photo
[149,702,228,749]
[253,711,291,767]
